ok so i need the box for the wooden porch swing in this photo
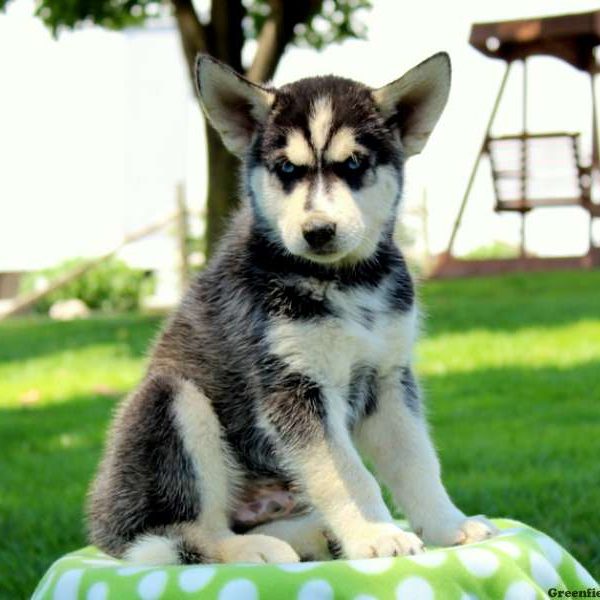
[434,10,600,278]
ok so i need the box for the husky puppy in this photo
[88,52,498,565]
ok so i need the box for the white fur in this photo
[213,534,299,564]
[252,161,400,264]
[309,96,334,153]
[267,288,417,387]
[355,373,498,546]
[170,381,302,564]
[325,127,366,162]
[275,386,423,558]
[283,129,315,166]
[251,512,330,560]
[173,380,240,536]
[124,534,180,565]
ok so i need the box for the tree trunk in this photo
[171,0,324,258]
[205,126,241,255]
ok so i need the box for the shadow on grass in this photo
[421,269,600,337]
[0,394,117,598]
[0,313,162,365]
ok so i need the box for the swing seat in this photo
[32,519,597,600]
[486,132,590,213]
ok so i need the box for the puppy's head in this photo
[195,53,451,265]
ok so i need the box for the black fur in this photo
[262,369,327,445]
[400,367,420,414]
[88,376,201,555]
[244,222,413,297]
[178,541,208,565]
[347,365,379,428]
[262,76,402,171]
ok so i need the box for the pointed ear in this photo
[373,52,451,157]
[195,55,275,157]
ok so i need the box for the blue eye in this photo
[345,155,363,170]
[280,160,296,174]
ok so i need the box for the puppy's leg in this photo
[172,379,299,564]
[89,375,299,565]
[355,368,498,546]
[262,384,424,559]
[250,512,331,561]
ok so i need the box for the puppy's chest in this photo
[266,278,416,386]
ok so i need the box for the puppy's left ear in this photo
[195,55,275,156]
[373,52,451,157]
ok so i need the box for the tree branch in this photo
[170,0,209,81]
[246,0,322,83]
[210,0,245,72]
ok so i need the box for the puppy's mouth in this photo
[299,243,350,264]
[310,243,338,257]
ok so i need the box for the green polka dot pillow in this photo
[32,519,597,599]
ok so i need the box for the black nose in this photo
[302,220,337,250]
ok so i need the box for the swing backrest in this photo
[486,132,590,212]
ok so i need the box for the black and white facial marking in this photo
[249,79,403,264]
[196,53,451,267]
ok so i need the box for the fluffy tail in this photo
[123,530,208,565]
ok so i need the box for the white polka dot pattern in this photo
[218,579,258,600]
[574,560,597,586]
[347,557,394,574]
[137,571,168,600]
[529,551,559,588]
[503,580,537,600]
[456,548,500,578]
[53,569,83,600]
[297,580,334,600]
[178,566,216,592]
[534,535,563,567]
[87,581,109,600]
[396,576,434,600]
[30,520,598,600]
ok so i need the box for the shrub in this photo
[463,241,519,260]
[21,258,155,314]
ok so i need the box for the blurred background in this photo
[1,0,599,596]
[2,0,600,312]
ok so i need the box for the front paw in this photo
[342,522,425,559]
[421,514,498,547]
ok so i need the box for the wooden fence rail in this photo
[0,211,180,320]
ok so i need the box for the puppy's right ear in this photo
[195,55,275,157]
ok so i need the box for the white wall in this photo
[0,4,206,271]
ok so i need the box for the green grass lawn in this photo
[1,270,599,597]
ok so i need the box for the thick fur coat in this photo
[87,53,497,565]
